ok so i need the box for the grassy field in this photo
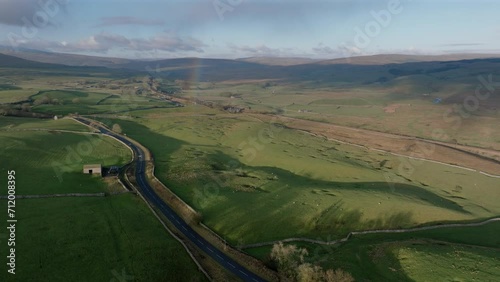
[0,119,131,195]
[180,74,500,150]
[30,90,176,116]
[1,55,499,281]
[0,89,37,104]
[0,116,206,281]
[94,107,500,245]
[246,221,500,281]
[0,116,90,132]
[31,90,111,104]
[0,195,207,282]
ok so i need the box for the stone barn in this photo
[83,164,102,176]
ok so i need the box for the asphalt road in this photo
[74,117,266,282]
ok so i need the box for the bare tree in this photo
[271,242,308,280]
[112,124,122,134]
[271,242,355,282]
[324,269,355,282]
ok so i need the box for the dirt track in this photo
[252,114,500,175]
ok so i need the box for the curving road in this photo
[74,117,266,282]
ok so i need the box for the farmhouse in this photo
[83,164,102,176]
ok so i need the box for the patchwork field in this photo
[95,107,500,246]
[30,90,176,116]
[1,53,499,281]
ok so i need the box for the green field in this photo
[0,195,207,282]
[31,90,111,105]
[246,221,500,281]
[30,90,176,116]
[0,118,131,195]
[0,116,89,132]
[95,108,500,246]
[0,117,206,281]
[1,53,499,281]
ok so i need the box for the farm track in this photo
[239,217,500,249]
[250,114,500,176]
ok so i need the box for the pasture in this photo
[180,74,500,151]
[246,221,500,281]
[96,108,500,245]
[0,116,206,281]
[30,90,176,116]
[0,195,207,282]
[0,117,131,195]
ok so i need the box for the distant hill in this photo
[0,47,131,67]
[237,57,320,66]
[3,47,500,69]
[0,53,61,68]
[315,54,500,65]
[116,57,277,81]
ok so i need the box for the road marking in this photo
[228,262,235,268]
[216,254,223,259]
[197,239,204,245]
[181,226,187,231]
[239,270,249,277]
[207,248,214,253]
[253,279,259,282]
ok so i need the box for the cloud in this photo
[6,31,207,54]
[312,43,363,58]
[440,43,485,47]
[0,0,67,26]
[95,16,164,27]
[228,44,292,57]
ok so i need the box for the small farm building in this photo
[83,164,102,176]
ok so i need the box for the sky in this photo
[0,0,499,59]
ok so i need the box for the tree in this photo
[271,242,308,279]
[34,96,51,105]
[112,124,122,134]
[296,263,324,282]
[324,269,355,282]
[21,103,31,112]
[271,242,355,282]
